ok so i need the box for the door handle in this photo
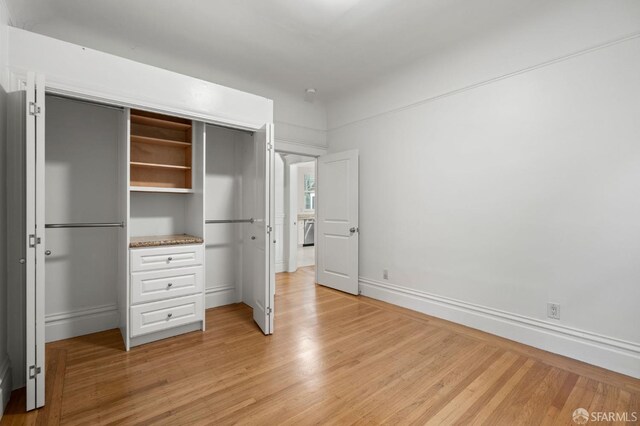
[349,227,359,235]
[45,250,52,256]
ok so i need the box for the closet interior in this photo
[204,125,263,309]
[36,96,267,350]
[44,95,127,342]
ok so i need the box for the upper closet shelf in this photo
[131,113,192,130]
[131,135,191,148]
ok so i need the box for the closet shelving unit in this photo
[129,109,194,193]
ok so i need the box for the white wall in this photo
[327,3,640,378]
[0,0,11,415]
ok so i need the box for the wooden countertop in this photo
[129,234,204,248]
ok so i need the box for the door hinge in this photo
[266,307,272,315]
[29,102,41,116]
[267,143,273,151]
[267,225,273,234]
[28,234,42,248]
[29,365,41,379]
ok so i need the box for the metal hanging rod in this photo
[46,93,125,112]
[206,218,254,224]
[45,222,125,229]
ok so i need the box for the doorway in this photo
[275,153,317,273]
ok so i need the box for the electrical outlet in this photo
[383,269,389,280]
[547,303,561,320]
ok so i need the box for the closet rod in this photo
[46,93,125,112]
[205,218,255,224]
[45,222,125,229]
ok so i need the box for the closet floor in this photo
[2,266,639,425]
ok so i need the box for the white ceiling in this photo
[5,0,547,101]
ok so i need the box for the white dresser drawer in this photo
[130,244,203,272]
[131,266,203,305]
[130,295,203,337]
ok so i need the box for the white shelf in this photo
[130,186,194,194]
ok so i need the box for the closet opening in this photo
[43,94,128,343]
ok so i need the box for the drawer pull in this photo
[167,283,173,288]
[167,257,173,262]
[167,313,173,319]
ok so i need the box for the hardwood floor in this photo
[2,266,639,425]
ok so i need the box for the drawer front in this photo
[131,266,203,305]
[130,295,203,337]
[130,244,203,272]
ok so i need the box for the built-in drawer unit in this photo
[130,244,203,272]
[131,266,203,304]
[128,243,205,345]
[130,294,203,337]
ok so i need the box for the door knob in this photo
[19,258,25,264]
[251,236,256,240]
[167,313,173,319]
[349,227,358,235]
[45,250,52,256]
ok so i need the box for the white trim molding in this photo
[359,277,640,379]
[205,285,237,309]
[45,304,119,343]
[0,356,12,418]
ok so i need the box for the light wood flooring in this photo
[2,266,639,425]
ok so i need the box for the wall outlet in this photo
[547,303,561,320]
[383,269,389,280]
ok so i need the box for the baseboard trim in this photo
[205,286,237,309]
[359,277,640,379]
[0,356,13,419]
[45,304,119,343]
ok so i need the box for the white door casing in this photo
[316,150,359,295]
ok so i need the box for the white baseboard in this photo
[359,277,640,379]
[0,356,12,419]
[275,261,286,273]
[45,304,119,343]
[205,285,238,309]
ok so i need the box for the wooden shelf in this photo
[131,114,192,130]
[130,161,191,170]
[130,186,194,194]
[131,135,191,148]
[130,109,192,191]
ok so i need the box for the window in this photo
[304,173,315,210]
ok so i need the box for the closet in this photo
[203,124,273,331]
[44,96,127,343]
[7,58,274,410]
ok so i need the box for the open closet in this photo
[204,125,273,333]
[6,33,275,409]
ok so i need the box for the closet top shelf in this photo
[131,135,191,147]
[129,234,204,248]
[130,113,192,130]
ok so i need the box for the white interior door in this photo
[317,150,359,295]
[251,124,275,334]
[25,72,46,410]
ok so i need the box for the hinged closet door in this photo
[252,123,275,334]
[25,72,46,410]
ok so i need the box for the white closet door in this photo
[25,72,46,410]
[316,150,359,295]
[251,124,275,334]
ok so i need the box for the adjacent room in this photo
[0,1,639,424]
